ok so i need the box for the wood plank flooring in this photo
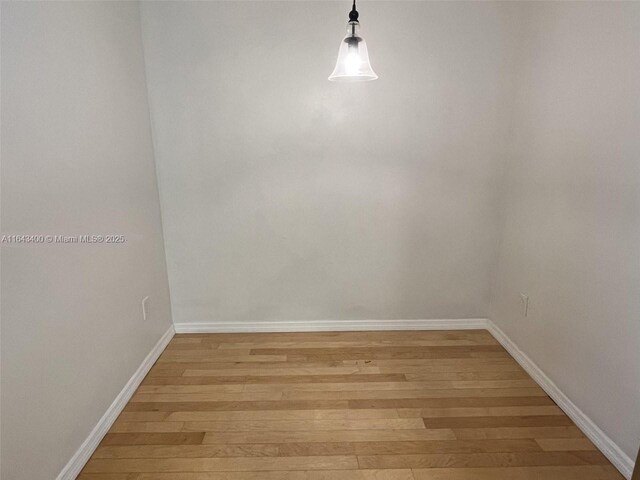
[79,330,623,479]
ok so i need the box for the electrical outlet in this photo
[519,293,529,317]
[141,296,150,320]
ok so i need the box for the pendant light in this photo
[328,0,378,82]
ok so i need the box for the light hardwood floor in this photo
[79,330,623,479]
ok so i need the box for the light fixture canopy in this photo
[328,0,378,82]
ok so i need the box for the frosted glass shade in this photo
[329,21,378,82]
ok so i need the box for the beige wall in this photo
[0,2,172,479]
[489,1,640,461]
[140,1,520,326]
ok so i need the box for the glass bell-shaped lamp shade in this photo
[328,21,378,82]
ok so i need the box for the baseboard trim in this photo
[173,318,489,333]
[56,325,175,480]
[55,319,633,479]
[486,320,634,479]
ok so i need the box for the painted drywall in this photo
[0,2,173,479]
[2,1,637,477]
[489,2,640,462]
[140,1,520,325]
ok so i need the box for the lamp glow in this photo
[328,1,378,82]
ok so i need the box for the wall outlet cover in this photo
[519,293,529,317]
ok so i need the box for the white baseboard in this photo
[173,318,489,333]
[56,325,175,480]
[486,320,634,479]
[55,318,634,480]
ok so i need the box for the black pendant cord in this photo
[349,0,359,23]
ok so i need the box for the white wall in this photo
[2,1,638,477]
[140,1,519,326]
[490,1,640,462]
[0,3,172,479]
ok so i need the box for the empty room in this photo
[1,1,639,479]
